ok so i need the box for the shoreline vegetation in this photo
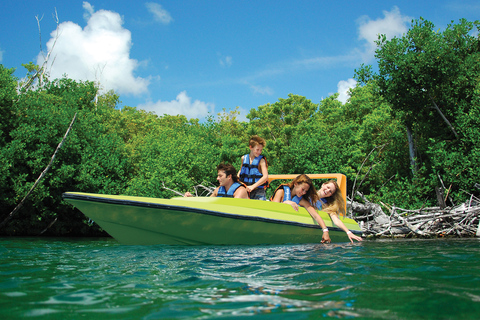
[1,18,480,238]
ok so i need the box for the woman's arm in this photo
[271,189,284,202]
[329,213,363,243]
[301,199,331,243]
[272,189,301,211]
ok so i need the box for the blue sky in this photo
[1,1,479,121]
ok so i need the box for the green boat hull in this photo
[63,192,362,245]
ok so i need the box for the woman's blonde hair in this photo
[287,174,320,208]
[320,180,345,216]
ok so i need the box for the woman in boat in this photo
[316,180,363,243]
[270,174,331,243]
[185,163,249,199]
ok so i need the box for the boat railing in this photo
[267,173,347,216]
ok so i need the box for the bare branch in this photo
[0,113,77,229]
[372,175,395,198]
[428,93,459,139]
[22,8,61,91]
[351,144,387,201]
[38,217,58,235]
[162,182,215,197]
[161,182,185,197]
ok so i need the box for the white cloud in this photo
[82,1,94,20]
[356,6,412,61]
[137,91,215,119]
[219,55,233,67]
[145,2,173,24]
[293,54,357,69]
[337,78,357,104]
[39,2,150,95]
[250,84,274,95]
[234,107,249,122]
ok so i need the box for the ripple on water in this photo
[1,238,480,319]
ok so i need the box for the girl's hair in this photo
[288,174,320,207]
[320,180,345,215]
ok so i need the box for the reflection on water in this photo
[1,237,480,319]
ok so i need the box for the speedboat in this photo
[62,174,362,245]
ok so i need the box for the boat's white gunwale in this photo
[63,192,362,236]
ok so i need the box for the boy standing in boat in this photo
[238,135,269,200]
[185,163,249,199]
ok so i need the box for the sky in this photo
[1,1,479,121]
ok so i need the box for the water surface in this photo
[1,237,479,319]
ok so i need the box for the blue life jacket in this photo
[282,185,303,204]
[239,154,267,188]
[217,182,243,198]
[314,198,328,209]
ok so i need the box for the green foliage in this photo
[371,166,438,209]
[126,115,218,197]
[208,107,249,166]
[373,17,480,206]
[375,18,480,152]
[247,94,318,173]
[0,66,19,210]
[0,65,18,145]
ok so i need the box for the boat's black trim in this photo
[62,193,362,236]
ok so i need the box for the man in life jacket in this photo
[238,135,269,200]
[185,163,249,199]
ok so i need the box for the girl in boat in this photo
[316,180,363,243]
[270,174,331,243]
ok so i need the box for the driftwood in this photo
[348,146,479,238]
[350,195,480,238]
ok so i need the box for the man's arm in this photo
[210,187,219,197]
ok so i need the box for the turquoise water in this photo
[1,238,480,319]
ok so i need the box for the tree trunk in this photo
[406,124,417,175]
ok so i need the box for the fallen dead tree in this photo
[350,195,480,238]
